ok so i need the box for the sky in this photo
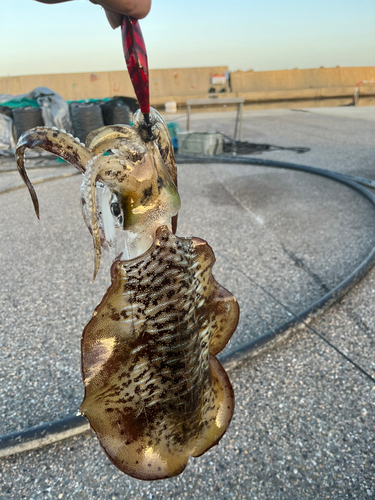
[0,0,375,77]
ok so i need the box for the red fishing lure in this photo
[121,16,150,126]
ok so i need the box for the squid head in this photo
[15,109,180,279]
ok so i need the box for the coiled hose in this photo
[1,154,375,458]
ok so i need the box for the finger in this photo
[105,8,122,29]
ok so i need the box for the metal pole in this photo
[234,103,240,140]
[187,105,191,131]
[239,102,243,141]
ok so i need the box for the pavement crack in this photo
[218,252,375,385]
[304,323,375,384]
[281,245,330,294]
[341,305,373,334]
[0,172,80,197]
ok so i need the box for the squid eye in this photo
[111,202,121,217]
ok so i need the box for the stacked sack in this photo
[69,97,136,142]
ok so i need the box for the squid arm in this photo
[16,127,94,218]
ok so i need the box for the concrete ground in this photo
[0,107,374,499]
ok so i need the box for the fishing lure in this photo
[15,108,239,480]
[121,16,152,134]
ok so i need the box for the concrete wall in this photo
[149,66,228,97]
[1,66,374,109]
[0,71,134,101]
[0,66,228,102]
[231,66,375,92]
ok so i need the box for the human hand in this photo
[35,0,151,28]
[90,0,151,28]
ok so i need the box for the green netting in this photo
[0,98,39,109]
[67,98,110,104]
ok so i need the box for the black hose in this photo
[2,154,375,459]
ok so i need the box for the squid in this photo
[15,108,239,480]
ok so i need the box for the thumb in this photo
[105,8,122,29]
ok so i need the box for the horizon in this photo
[1,63,374,80]
[1,0,374,78]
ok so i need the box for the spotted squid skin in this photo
[80,226,239,480]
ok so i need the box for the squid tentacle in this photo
[133,108,179,233]
[16,127,94,218]
[82,154,133,280]
[87,138,147,162]
[85,125,136,152]
[133,109,177,186]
